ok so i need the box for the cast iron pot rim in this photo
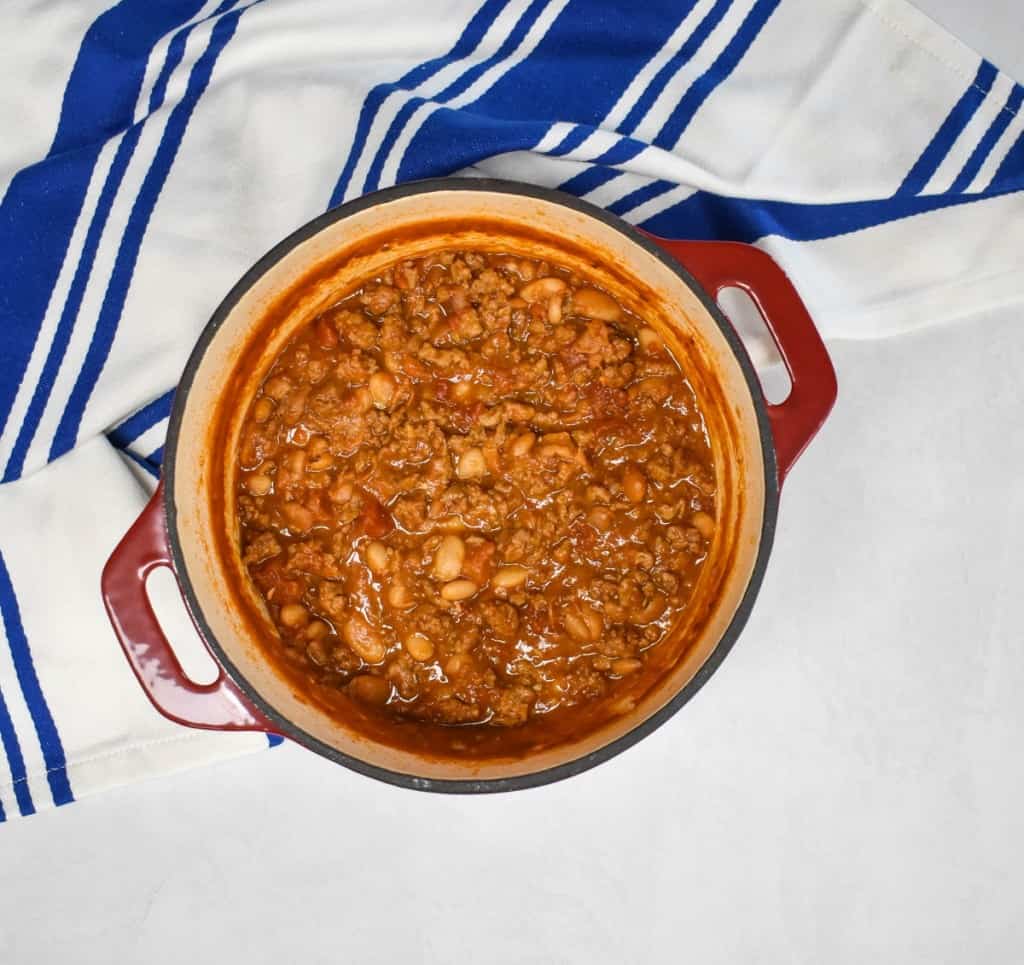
[162,176,780,794]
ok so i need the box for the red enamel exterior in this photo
[646,237,837,485]
[101,481,273,732]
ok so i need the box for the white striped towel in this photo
[0,0,1021,821]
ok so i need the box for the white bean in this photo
[279,604,308,628]
[252,397,274,423]
[404,633,434,662]
[342,613,386,663]
[387,583,414,609]
[691,511,715,538]
[519,277,567,302]
[456,447,487,480]
[246,474,272,496]
[638,327,663,352]
[509,432,536,457]
[433,535,465,582]
[263,376,292,400]
[611,658,643,676]
[349,674,389,705]
[563,603,602,643]
[622,464,647,503]
[492,565,529,589]
[364,540,390,574]
[441,579,478,602]
[305,620,330,641]
[572,287,622,322]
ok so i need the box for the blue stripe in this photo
[557,135,668,200]
[607,177,676,215]
[108,388,175,449]
[147,23,193,115]
[3,123,147,481]
[329,90,395,205]
[947,85,1024,194]
[596,136,652,167]
[436,0,550,104]
[148,445,165,467]
[149,0,239,113]
[363,0,550,193]
[620,0,728,137]
[48,7,254,466]
[113,445,161,479]
[364,98,427,194]
[267,734,284,748]
[897,61,998,195]
[0,550,73,808]
[0,681,35,816]
[557,129,653,195]
[328,0,512,206]
[655,0,781,148]
[549,124,595,157]
[991,127,1024,188]
[397,113,554,183]
[0,791,5,821]
[639,180,1021,244]
[559,163,630,197]
[0,1,206,458]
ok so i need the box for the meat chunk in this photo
[489,685,534,726]
[242,531,281,566]
[361,286,398,315]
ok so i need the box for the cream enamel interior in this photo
[169,189,769,782]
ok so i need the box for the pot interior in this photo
[167,183,771,785]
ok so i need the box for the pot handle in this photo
[101,482,274,732]
[645,235,837,484]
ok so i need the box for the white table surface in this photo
[2,3,1022,963]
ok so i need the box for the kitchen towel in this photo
[0,0,1021,822]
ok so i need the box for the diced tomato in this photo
[355,491,394,539]
[250,558,304,605]
[462,539,496,585]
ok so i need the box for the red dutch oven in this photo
[102,179,836,792]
